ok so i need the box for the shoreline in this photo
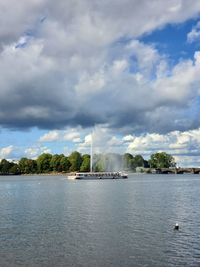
[0,172,76,176]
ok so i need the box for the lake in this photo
[0,174,200,267]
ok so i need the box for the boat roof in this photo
[76,172,121,174]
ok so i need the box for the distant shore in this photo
[23,172,76,176]
[0,172,76,176]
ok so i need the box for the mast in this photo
[90,133,93,172]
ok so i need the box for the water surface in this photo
[0,174,200,266]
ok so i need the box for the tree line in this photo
[0,151,176,175]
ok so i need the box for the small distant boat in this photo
[75,171,128,180]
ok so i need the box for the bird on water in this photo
[174,223,179,230]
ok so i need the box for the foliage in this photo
[68,151,83,172]
[123,153,134,170]
[37,153,53,173]
[0,159,21,175]
[60,156,71,172]
[0,159,12,174]
[133,155,145,168]
[0,151,176,175]
[19,158,37,174]
[9,163,21,175]
[148,152,176,168]
[93,154,105,172]
[50,154,64,172]
[94,153,124,171]
[123,153,146,171]
[80,154,90,172]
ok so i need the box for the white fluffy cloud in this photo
[63,131,81,143]
[21,125,200,166]
[65,126,200,166]
[24,146,51,159]
[126,128,200,166]
[77,126,124,154]
[39,128,82,143]
[0,145,14,159]
[187,21,200,43]
[39,130,60,142]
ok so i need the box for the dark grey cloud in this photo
[0,0,46,46]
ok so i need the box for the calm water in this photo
[0,174,200,267]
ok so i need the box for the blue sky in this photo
[141,19,198,61]
[1,1,200,166]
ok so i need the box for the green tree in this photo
[50,154,63,172]
[68,151,82,172]
[123,153,134,170]
[37,153,53,173]
[19,158,37,174]
[132,155,145,168]
[9,163,21,175]
[0,159,11,174]
[149,152,176,168]
[19,158,29,173]
[93,154,106,172]
[143,160,150,168]
[80,154,90,172]
[60,156,71,172]
[92,153,121,172]
[26,159,37,173]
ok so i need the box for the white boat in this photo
[75,171,128,180]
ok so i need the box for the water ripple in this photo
[0,174,200,266]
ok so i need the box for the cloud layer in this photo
[1,0,200,134]
[35,126,200,166]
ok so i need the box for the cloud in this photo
[77,126,126,154]
[187,21,200,43]
[39,128,82,143]
[39,130,60,142]
[63,130,82,143]
[0,36,200,134]
[0,0,46,45]
[173,155,200,167]
[0,145,15,159]
[126,128,200,166]
[1,1,200,134]
[4,124,200,166]
[2,0,200,48]
[24,145,51,159]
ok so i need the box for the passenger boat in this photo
[75,171,128,180]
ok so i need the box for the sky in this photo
[1,0,200,166]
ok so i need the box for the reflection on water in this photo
[0,174,200,266]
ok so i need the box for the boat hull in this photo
[75,172,128,180]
